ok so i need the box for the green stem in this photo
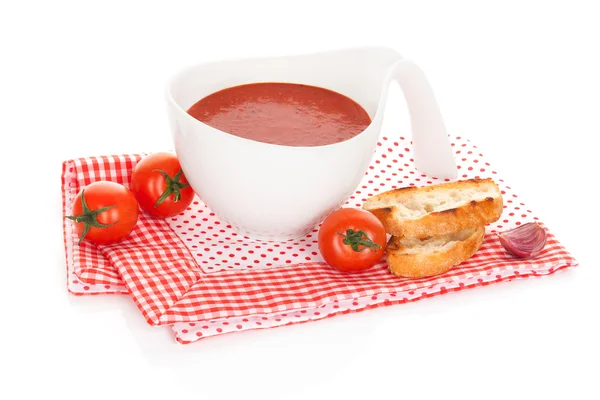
[152,169,190,207]
[66,188,117,244]
[336,229,382,252]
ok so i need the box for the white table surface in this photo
[2,1,599,399]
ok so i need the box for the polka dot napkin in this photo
[61,135,578,344]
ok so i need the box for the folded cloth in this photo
[62,154,141,294]
[61,134,578,343]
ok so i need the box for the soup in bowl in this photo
[165,47,455,241]
[187,82,371,147]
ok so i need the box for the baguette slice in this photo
[386,225,485,278]
[363,178,502,238]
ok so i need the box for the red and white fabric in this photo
[61,134,578,343]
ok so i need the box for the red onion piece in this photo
[497,222,547,258]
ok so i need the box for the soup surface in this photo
[187,83,371,146]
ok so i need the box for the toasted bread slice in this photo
[386,225,485,278]
[363,178,502,238]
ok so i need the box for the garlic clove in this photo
[497,222,547,259]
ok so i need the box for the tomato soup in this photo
[186,83,371,147]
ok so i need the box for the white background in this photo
[1,1,599,399]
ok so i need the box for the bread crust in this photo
[364,178,503,238]
[386,225,486,278]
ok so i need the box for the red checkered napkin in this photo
[62,135,578,343]
[62,155,140,295]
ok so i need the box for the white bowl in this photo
[165,47,456,241]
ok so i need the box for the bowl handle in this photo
[392,59,457,179]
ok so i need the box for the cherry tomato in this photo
[68,181,139,245]
[130,152,195,218]
[318,208,387,273]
